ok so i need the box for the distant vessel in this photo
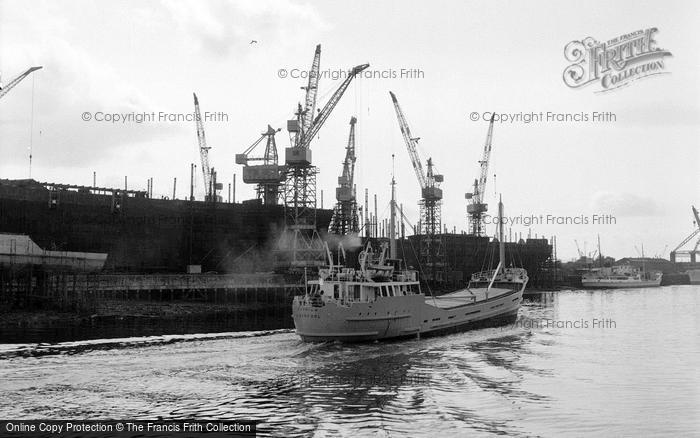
[580,237,662,289]
[292,195,528,342]
[0,233,107,272]
[581,265,662,288]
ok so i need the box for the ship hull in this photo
[687,269,700,285]
[293,287,523,342]
[0,178,333,273]
[581,278,662,289]
[0,179,551,277]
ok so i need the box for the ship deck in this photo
[426,287,514,309]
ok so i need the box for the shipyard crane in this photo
[465,113,495,236]
[0,66,42,101]
[389,91,444,281]
[193,93,220,201]
[329,117,359,235]
[287,65,370,155]
[276,43,369,271]
[236,125,284,205]
[298,44,321,147]
[670,206,700,263]
[574,240,582,258]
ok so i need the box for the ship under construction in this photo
[0,177,551,284]
[0,47,553,287]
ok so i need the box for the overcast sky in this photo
[1,0,698,260]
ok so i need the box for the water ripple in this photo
[1,287,699,436]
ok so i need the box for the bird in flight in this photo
[250,40,258,44]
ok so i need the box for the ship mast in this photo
[487,195,506,294]
[390,154,397,259]
[498,195,505,273]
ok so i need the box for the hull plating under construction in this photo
[0,178,332,273]
[685,269,700,285]
[0,179,551,282]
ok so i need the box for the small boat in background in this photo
[580,237,662,288]
[581,265,662,288]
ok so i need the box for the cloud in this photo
[0,0,329,171]
[0,2,187,167]
[162,0,329,56]
[589,191,661,217]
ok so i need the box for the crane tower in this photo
[236,125,284,205]
[275,44,369,271]
[466,113,495,235]
[329,117,359,235]
[389,91,444,282]
[193,93,221,201]
[670,206,700,263]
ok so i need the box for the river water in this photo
[1,286,698,437]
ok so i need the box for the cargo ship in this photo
[293,198,528,342]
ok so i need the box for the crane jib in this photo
[390,91,439,192]
[0,66,43,101]
[297,63,369,151]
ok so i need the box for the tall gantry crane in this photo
[0,66,42,101]
[236,125,284,205]
[329,117,359,235]
[389,91,444,282]
[276,44,368,270]
[193,93,220,201]
[574,240,584,260]
[670,206,700,263]
[465,113,495,235]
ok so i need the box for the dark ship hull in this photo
[397,235,552,289]
[0,179,552,283]
[0,179,332,273]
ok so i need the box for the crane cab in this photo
[422,187,443,201]
[235,154,248,165]
[242,165,284,184]
[336,186,353,202]
[285,147,312,166]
